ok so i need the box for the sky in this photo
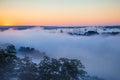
[0,0,120,26]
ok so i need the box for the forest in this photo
[0,44,104,80]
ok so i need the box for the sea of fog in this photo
[0,27,120,80]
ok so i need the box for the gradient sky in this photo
[0,0,120,26]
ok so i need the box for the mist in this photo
[0,27,120,80]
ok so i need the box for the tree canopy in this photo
[0,44,104,80]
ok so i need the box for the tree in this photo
[58,58,86,80]
[38,56,87,80]
[0,45,105,80]
[6,44,16,53]
[19,46,35,52]
[0,49,17,80]
[18,57,38,80]
[84,31,99,36]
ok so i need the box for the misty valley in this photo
[0,26,120,80]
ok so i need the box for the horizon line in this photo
[0,25,120,27]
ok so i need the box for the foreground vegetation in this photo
[0,44,104,80]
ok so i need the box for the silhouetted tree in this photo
[59,58,86,80]
[0,44,105,80]
[18,57,38,80]
[38,56,86,80]
[84,31,99,36]
[6,44,16,53]
[17,57,38,80]
[0,49,17,80]
[19,46,35,52]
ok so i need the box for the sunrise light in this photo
[2,21,13,26]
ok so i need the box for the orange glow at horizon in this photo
[0,0,120,26]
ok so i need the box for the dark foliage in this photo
[0,49,17,80]
[38,56,87,80]
[19,46,35,52]
[6,44,16,53]
[0,44,104,80]
[102,32,120,35]
[84,31,99,36]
